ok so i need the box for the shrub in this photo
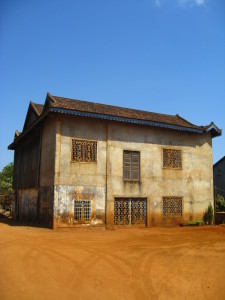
[203,211,208,224]
[203,204,214,225]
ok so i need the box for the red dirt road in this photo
[0,220,225,300]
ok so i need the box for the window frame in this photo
[71,138,97,163]
[123,150,140,182]
[114,197,147,226]
[162,147,182,170]
[162,196,183,218]
[74,200,92,223]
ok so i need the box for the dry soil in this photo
[0,219,225,300]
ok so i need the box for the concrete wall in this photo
[38,117,57,227]
[53,115,213,228]
[53,116,107,228]
[14,113,214,228]
[106,122,213,227]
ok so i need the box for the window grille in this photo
[131,198,147,225]
[123,151,140,181]
[163,197,182,217]
[114,198,130,225]
[71,139,97,162]
[163,149,182,169]
[114,198,147,225]
[74,200,91,222]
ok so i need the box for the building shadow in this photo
[0,214,49,229]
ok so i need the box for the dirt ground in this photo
[0,220,225,300]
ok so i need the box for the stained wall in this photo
[53,116,107,228]
[53,115,213,228]
[106,122,213,227]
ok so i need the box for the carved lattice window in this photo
[123,151,140,181]
[163,149,182,169]
[114,198,147,225]
[71,139,97,162]
[114,198,130,225]
[163,197,182,217]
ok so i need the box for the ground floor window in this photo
[74,200,91,222]
[163,197,182,217]
[114,198,147,225]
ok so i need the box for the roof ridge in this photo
[47,92,56,103]
[30,101,42,116]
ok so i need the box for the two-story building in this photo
[8,93,222,228]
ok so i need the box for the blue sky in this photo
[0,0,224,171]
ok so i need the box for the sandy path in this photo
[0,221,225,300]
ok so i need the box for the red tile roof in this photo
[8,93,221,150]
[32,102,44,116]
[48,94,202,130]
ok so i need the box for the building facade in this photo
[214,156,225,194]
[9,93,222,228]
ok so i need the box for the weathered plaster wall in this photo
[106,122,213,227]
[53,116,107,228]
[54,185,105,227]
[35,117,57,227]
[47,115,213,228]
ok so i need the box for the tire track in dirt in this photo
[1,225,225,300]
[19,238,134,299]
[65,248,134,298]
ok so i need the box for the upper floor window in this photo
[71,139,97,162]
[163,148,182,169]
[123,151,140,181]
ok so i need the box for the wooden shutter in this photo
[131,152,140,180]
[123,151,140,181]
[124,151,131,180]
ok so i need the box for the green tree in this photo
[216,194,225,212]
[0,162,13,196]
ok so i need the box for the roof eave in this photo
[213,156,225,168]
[204,122,222,138]
[50,107,204,134]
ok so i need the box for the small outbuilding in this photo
[214,156,225,194]
[213,156,225,224]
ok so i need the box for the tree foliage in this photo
[216,194,225,212]
[0,162,13,196]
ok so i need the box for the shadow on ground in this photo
[0,215,44,228]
